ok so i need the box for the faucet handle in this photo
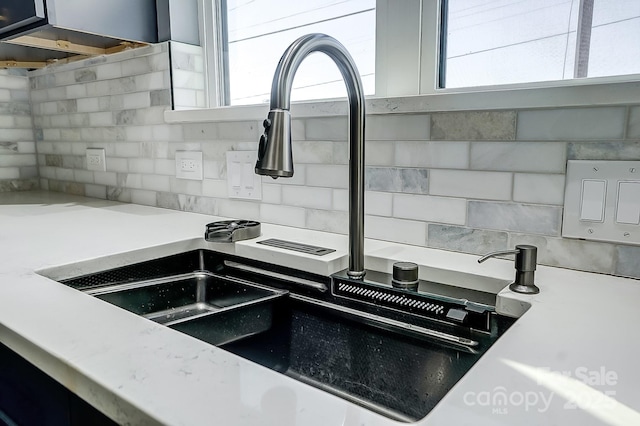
[477,245,539,294]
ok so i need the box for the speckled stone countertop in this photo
[1,191,639,425]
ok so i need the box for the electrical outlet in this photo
[86,148,106,172]
[175,151,203,180]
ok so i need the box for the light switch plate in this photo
[86,148,106,172]
[563,160,640,245]
[175,151,203,180]
[226,151,262,200]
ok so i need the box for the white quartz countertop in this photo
[1,191,639,426]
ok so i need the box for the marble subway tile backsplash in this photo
[0,69,38,192]
[25,45,640,278]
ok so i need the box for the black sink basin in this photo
[56,249,515,422]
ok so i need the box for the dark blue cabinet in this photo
[0,343,115,426]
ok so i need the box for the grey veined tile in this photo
[428,224,508,255]
[365,167,429,194]
[567,141,640,160]
[468,201,562,236]
[614,245,640,279]
[510,234,615,275]
[431,111,516,141]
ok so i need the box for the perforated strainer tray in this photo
[331,274,494,331]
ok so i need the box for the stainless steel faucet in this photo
[255,33,366,279]
[478,245,540,294]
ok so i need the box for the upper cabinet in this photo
[0,0,158,68]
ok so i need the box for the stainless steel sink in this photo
[64,262,288,346]
[56,249,515,423]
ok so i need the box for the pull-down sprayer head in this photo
[256,109,293,178]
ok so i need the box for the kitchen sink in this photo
[54,249,515,422]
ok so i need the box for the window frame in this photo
[166,0,640,123]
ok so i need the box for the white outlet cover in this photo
[175,151,203,180]
[86,148,106,172]
[226,151,262,200]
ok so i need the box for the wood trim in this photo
[0,60,47,69]
[6,35,106,56]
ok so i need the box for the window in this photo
[195,0,640,110]
[219,0,376,106]
[442,0,640,88]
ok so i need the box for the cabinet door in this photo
[0,343,70,425]
[0,343,116,426]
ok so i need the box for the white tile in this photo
[96,63,123,80]
[89,112,114,127]
[55,168,74,181]
[128,158,154,174]
[333,189,348,211]
[292,141,333,164]
[85,184,107,199]
[141,174,170,192]
[305,117,348,141]
[365,141,395,166]
[202,179,227,198]
[471,142,566,172]
[172,69,205,90]
[173,89,197,108]
[122,173,142,189]
[0,89,10,101]
[429,170,512,201]
[366,114,429,141]
[0,116,13,127]
[17,142,36,154]
[50,115,70,128]
[15,116,33,129]
[152,125,183,141]
[513,173,565,205]
[135,71,169,91]
[73,170,94,184]
[395,141,470,169]
[306,164,349,189]
[77,98,100,113]
[260,204,306,227]
[154,159,175,175]
[218,199,260,220]
[366,191,393,216]
[393,194,467,225]
[282,186,332,209]
[365,215,427,246]
[125,126,154,141]
[94,171,118,187]
[217,121,260,141]
[66,84,86,99]
[131,189,157,206]
[306,209,348,234]
[517,107,626,140]
[121,57,152,76]
[170,178,203,196]
[262,183,282,204]
[41,102,58,115]
[0,168,19,179]
[114,143,140,158]
[106,157,128,173]
[123,92,151,109]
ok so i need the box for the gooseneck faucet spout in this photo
[255,33,366,279]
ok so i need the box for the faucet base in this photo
[509,282,540,294]
[347,269,366,280]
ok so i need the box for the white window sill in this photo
[164,76,640,124]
